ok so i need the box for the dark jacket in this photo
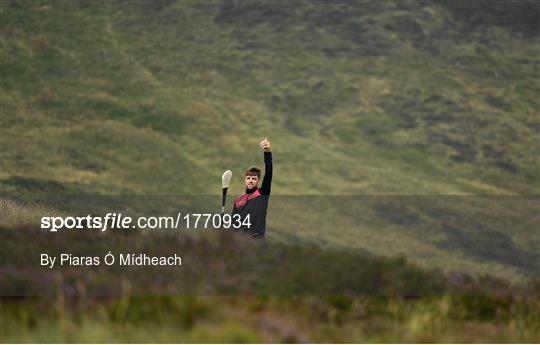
[232,151,272,237]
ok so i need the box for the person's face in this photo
[245,174,259,189]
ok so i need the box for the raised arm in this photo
[259,138,272,195]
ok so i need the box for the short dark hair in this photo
[245,166,261,178]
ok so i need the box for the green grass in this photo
[2,0,539,278]
[2,0,539,277]
[1,219,539,342]
[2,295,540,342]
[1,1,539,341]
[2,1,538,194]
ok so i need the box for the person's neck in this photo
[245,186,258,194]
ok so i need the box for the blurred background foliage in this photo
[1,0,539,342]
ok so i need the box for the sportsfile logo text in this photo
[41,213,251,232]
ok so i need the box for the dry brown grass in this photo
[0,198,64,226]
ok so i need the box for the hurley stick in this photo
[221,170,232,215]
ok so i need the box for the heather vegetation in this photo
[1,0,539,342]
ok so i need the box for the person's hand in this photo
[259,138,271,152]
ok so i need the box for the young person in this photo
[232,138,272,238]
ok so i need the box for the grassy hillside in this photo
[2,0,539,194]
[1,219,540,342]
[2,294,539,342]
[1,1,539,278]
[1,1,540,342]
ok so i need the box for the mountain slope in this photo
[1,0,539,281]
